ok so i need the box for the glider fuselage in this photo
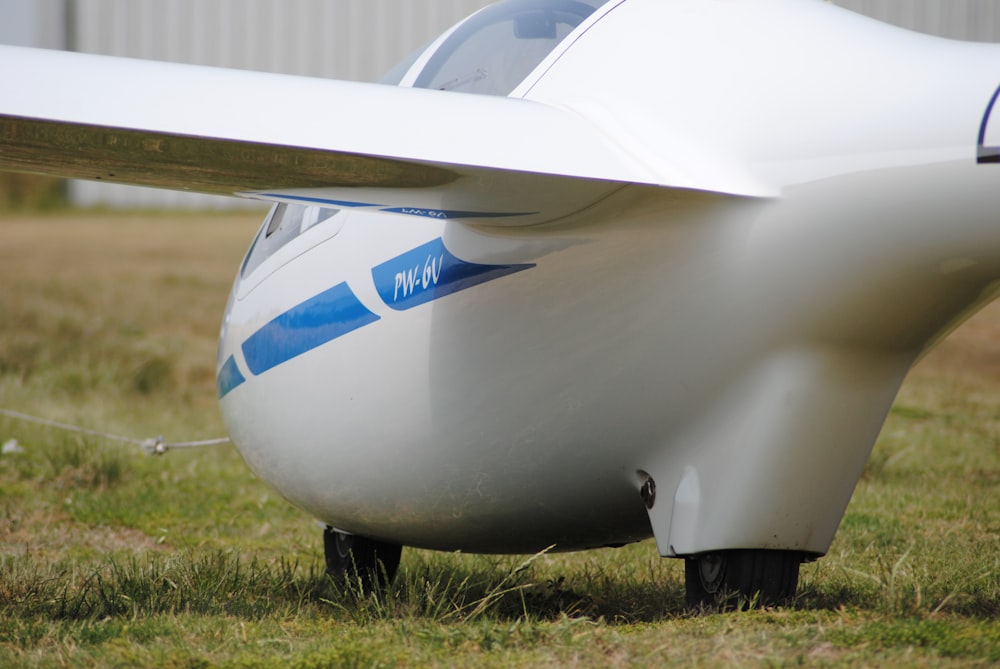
[218,156,1000,556]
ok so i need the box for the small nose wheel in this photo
[323,526,402,594]
[684,549,802,610]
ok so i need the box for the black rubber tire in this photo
[684,549,801,610]
[323,527,402,594]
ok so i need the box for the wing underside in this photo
[2,116,455,192]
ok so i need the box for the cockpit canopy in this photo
[240,1,609,283]
[386,0,607,96]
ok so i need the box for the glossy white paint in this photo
[220,158,1000,557]
[1,0,998,560]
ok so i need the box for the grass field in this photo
[0,211,997,667]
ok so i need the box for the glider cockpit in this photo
[240,204,345,281]
[391,0,605,95]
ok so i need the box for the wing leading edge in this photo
[0,45,759,224]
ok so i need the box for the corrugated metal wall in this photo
[71,0,495,82]
[3,0,999,208]
[836,0,1000,42]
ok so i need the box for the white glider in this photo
[1,0,998,607]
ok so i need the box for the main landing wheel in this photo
[323,526,402,594]
[684,549,802,610]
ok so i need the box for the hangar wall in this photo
[837,0,1000,42]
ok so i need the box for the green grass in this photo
[0,212,997,667]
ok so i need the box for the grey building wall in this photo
[2,0,999,208]
[836,0,1000,42]
[0,0,65,48]
[70,0,496,82]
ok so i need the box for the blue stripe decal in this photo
[252,193,535,220]
[977,83,1000,145]
[241,283,380,375]
[216,355,246,398]
[255,193,381,208]
[372,238,535,311]
[380,207,536,220]
[977,82,1000,164]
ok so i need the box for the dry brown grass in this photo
[0,210,261,428]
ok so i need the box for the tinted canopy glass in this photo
[412,0,605,96]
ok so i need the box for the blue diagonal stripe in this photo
[216,355,246,398]
[372,238,535,311]
[241,283,380,375]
